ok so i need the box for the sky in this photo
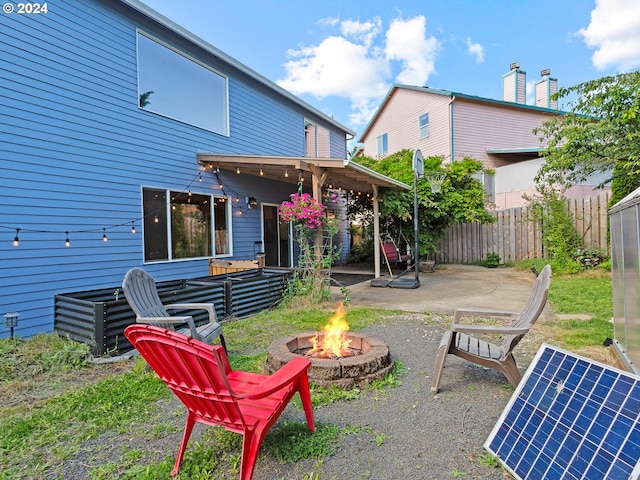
[142,0,640,138]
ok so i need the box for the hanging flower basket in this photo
[279,193,325,229]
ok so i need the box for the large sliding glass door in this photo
[262,205,291,267]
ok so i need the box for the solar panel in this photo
[485,344,640,480]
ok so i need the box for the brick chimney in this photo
[535,68,558,109]
[502,62,526,105]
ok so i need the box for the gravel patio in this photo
[58,310,547,479]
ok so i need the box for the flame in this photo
[307,302,352,358]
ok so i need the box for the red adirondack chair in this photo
[124,324,315,480]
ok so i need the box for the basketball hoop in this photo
[426,172,446,193]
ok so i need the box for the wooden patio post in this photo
[373,184,381,278]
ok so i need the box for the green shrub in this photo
[572,246,608,269]
[485,252,500,268]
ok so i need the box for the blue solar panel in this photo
[485,344,640,480]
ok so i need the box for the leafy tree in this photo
[534,70,640,205]
[353,150,494,259]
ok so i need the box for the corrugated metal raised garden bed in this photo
[54,268,292,355]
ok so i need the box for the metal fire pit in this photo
[266,331,393,390]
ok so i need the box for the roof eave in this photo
[197,153,410,191]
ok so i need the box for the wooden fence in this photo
[433,191,611,264]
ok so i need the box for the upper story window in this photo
[419,113,429,139]
[376,133,388,156]
[305,120,331,157]
[136,32,229,135]
[142,187,231,262]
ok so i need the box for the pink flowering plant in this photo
[279,193,325,229]
[280,192,341,300]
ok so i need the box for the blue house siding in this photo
[329,129,350,159]
[0,0,351,338]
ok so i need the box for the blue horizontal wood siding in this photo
[0,0,348,337]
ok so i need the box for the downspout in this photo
[449,95,456,162]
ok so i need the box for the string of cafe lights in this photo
[3,163,374,247]
[2,166,269,247]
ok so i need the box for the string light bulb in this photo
[65,232,70,247]
[285,168,289,178]
[13,228,20,247]
[131,222,136,234]
[198,172,202,182]
[103,228,108,242]
[260,166,264,176]
[236,164,241,174]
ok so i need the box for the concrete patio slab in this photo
[332,264,555,321]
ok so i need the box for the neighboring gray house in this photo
[0,0,405,338]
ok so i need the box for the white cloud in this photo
[385,16,440,85]
[578,0,640,70]
[466,37,484,63]
[317,16,340,27]
[277,15,440,126]
[340,17,382,48]
[279,35,389,100]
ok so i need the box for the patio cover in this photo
[197,153,411,278]
[486,146,543,162]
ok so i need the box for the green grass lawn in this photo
[519,264,614,353]
[0,269,616,479]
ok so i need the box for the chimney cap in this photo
[541,68,551,77]
[510,62,520,71]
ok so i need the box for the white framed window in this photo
[419,113,429,139]
[142,187,231,262]
[376,133,388,156]
[137,31,229,135]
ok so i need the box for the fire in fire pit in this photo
[305,302,353,359]
[266,303,393,389]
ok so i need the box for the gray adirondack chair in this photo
[122,267,226,352]
[431,264,551,393]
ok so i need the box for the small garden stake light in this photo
[4,312,19,339]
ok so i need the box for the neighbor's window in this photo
[376,133,388,156]
[136,31,229,135]
[143,187,231,262]
[419,113,429,138]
